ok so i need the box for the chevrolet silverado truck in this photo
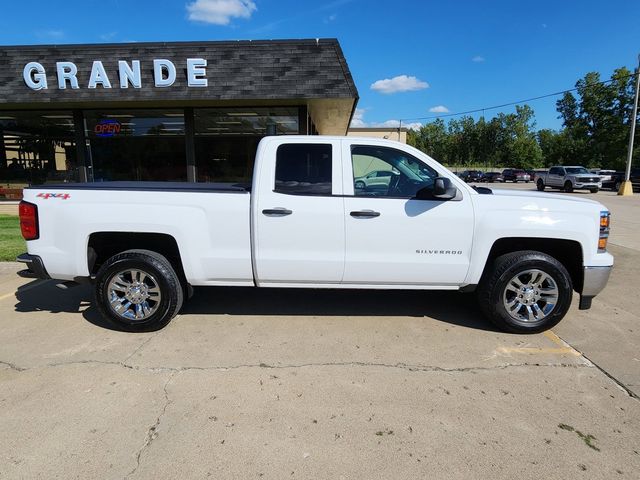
[536,166,602,193]
[17,136,613,333]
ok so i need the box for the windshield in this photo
[566,167,590,174]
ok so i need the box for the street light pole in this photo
[619,54,640,195]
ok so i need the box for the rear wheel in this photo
[477,251,573,333]
[536,180,545,191]
[564,181,573,193]
[95,249,183,331]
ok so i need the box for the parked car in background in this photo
[482,172,504,183]
[537,166,602,193]
[354,169,399,190]
[502,169,531,182]
[525,170,538,182]
[590,169,617,183]
[601,169,640,191]
[458,170,485,183]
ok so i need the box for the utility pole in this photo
[619,54,640,196]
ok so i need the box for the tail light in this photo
[598,211,610,253]
[19,201,39,240]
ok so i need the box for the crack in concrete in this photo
[121,333,160,365]
[0,360,26,372]
[551,333,640,402]
[126,371,175,479]
[1,358,592,375]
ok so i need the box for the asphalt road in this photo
[0,185,639,479]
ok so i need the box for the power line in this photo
[400,70,638,124]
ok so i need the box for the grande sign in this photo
[22,58,208,90]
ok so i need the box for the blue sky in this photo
[1,0,639,130]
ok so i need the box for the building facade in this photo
[347,127,408,144]
[0,39,358,190]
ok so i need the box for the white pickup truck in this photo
[17,136,613,333]
[536,166,603,193]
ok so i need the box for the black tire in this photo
[476,250,573,333]
[564,181,573,193]
[589,187,599,194]
[536,180,545,191]
[614,180,621,191]
[95,249,183,332]
[355,181,365,189]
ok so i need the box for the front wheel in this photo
[589,187,599,194]
[477,251,573,333]
[564,181,573,193]
[95,249,184,331]
[536,180,545,191]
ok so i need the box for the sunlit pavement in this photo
[0,185,639,479]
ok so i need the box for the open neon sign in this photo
[95,119,121,137]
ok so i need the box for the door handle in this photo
[262,208,293,217]
[350,210,380,218]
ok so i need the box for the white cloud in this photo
[370,75,429,94]
[350,108,367,128]
[350,109,421,130]
[472,55,485,63]
[100,32,117,41]
[186,0,256,25]
[429,105,449,113]
[37,30,64,39]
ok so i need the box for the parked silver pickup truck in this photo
[537,166,602,193]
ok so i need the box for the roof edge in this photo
[0,38,341,50]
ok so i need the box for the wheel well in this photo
[483,238,583,292]
[87,232,187,282]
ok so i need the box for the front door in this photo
[253,140,345,285]
[342,142,474,286]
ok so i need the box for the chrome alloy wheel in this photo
[107,269,162,321]
[502,269,559,322]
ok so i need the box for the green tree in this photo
[408,119,449,163]
[556,67,637,169]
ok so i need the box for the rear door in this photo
[253,139,345,285]
[547,167,565,187]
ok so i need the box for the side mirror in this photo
[416,177,457,200]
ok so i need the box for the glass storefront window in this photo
[194,107,300,183]
[0,111,77,190]
[84,110,186,182]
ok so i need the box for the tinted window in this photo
[275,144,332,195]
[352,145,438,198]
[549,167,560,175]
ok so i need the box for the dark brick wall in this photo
[0,39,358,107]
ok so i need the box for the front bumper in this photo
[16,253,50,280]
[574,182,602,189]
[578,265,612,309]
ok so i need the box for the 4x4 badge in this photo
[36,193,70,200]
